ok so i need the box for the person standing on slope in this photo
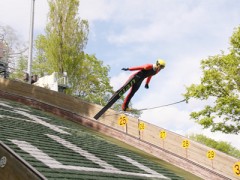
[121,59,166,111]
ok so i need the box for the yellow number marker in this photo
[118,114,128,126]
[159,130,166,140]
[207,150,215,160]
[182,140,190,149]
[233,162,240,176]
[138,122,145,130]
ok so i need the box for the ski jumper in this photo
[122,64,160,111]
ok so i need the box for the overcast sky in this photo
[0,0,240,149]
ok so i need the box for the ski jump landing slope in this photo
[0,78,239,180]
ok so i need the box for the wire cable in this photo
[136,99,186,111]
[103,99,186,117]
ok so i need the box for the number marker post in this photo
[207,150,215,168]
[138,121,145,139]
[159,130,167,148]
[182,139,190,158]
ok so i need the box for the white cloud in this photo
[140,106,194,130]
[0,0,48,41]
[110,71,129,91]
[34,0,49,31]
[103,0,239,48]
[79,0,116,22]
[0,0,30,40]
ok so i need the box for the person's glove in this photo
[145,84,149,89]
[121,68,129,71]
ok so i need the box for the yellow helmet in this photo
[156,59,166,68]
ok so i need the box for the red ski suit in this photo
[122,64,160,111]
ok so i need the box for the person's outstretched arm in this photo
[122,64,153,71]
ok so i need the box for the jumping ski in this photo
[94,75,140,120]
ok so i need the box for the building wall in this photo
[33,72,58,91]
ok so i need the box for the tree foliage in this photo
[0,25,28,79]
[189,134,240,158]
[183,26,240,134]
[35,0,89,75]
[10,55,27,80]
[68,54,114,105]
[34,0,114,105]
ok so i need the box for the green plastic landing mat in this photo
[0,98,201,180]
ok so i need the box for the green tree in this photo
[35,0,89,75]
[32,35,51,77]
[34,0,115,106]
[69,54,114,105]
[183,26,240,134]
[189,134,240,158]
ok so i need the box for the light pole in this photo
[27,0,35,84]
